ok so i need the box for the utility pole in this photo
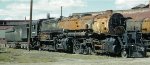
[28,0,33,51]
[60,6,63,20]
[25,16,26,22]
[47,13,50,19]
[149,0,150,8]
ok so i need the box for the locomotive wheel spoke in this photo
[83,46,88,55]
[73,39,81,54]
[88,47,94,55]
[83,46,91,55]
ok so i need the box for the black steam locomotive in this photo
[5,13,147,58]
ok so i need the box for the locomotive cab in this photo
[38,18,64,50]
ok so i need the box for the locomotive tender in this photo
[5,12,147,58]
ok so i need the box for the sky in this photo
[0,0,149,20]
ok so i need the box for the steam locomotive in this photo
[5,12,148,58]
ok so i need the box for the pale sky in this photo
[0,0,149,20]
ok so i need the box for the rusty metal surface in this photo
[59,11,126,35]
[58,17,79,30]
[59,8,150,34]
[39,33,49,41]
[58,15,94,30]
[142,18,150,33]
[92,13,125,35]
[92,14,110,34]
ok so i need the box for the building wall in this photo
[0,30,6,44]
[0,30,6,39]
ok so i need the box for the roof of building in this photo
[0,26,13,30]
[132,4,148,9]
[0,20,34,22]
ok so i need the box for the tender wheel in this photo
[83,46,94,55]
[121,50,128,58]
[88,46,95,55]
[34,41,41,51]
[83,46,89,55]
[73,39,81,54]
[36,41,41,50]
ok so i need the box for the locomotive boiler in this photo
[59,11,126,35]
[58,14,94,30]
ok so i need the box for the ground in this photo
[0,48,150,65]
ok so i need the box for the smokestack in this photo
[47,13,50,19]
[25,16,26,22]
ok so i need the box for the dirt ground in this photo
[0,48,150,65]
